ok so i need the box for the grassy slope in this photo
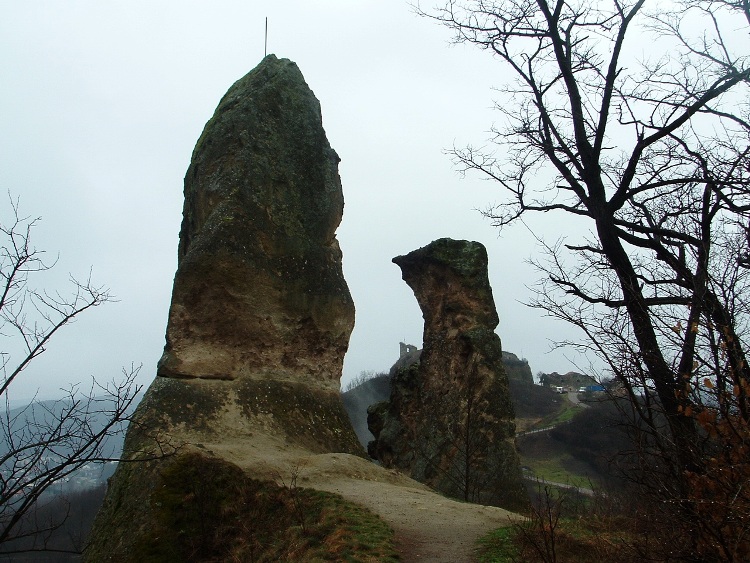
[149,453,399,563]
[476,517,637,563]
[516,394,598,488]
[477,393,639,562]
[90,452,398,563]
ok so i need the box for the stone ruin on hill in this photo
[85,55,362,560]
[367,238,528,511]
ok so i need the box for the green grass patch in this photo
[477,517,635,563]
[517,400,608,492]
[537,402,584,428]
[522,456,595,489]
[475,526,520,563]
[520,395,583,433]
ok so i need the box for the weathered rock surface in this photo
[157,54,353,388]
[368,238,528,511]
[85,55,362,561]
[343,346,536,450]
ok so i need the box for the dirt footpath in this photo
[217,440,524,563]
[312,476,521,562]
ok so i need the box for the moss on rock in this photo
[235,379,364,454]
[86,452,397,562]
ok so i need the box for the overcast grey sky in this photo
[1,1,586,401]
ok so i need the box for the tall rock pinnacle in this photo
[85,56,362,560]
[157,54,353,388]
[368,238,528,511]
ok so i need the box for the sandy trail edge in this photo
[209,439,524,563]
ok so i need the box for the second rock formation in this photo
[368,238,527,510]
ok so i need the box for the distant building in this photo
[399,342,418,358]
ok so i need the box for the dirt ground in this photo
[311,471,522,562]
[205,434,524,563]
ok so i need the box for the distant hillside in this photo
[1,392,143,492]
[539,371,597,389]
[341,374,390,448]
[508,378,563,420]
[517,397,635,490]
[502,351,534,385]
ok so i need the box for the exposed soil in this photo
[305,463,522,562]
[202,433,524,562]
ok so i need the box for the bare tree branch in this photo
[419,0,750,554]
[0,195,168,554]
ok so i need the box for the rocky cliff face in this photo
[85,56,361,561]
[503,351,534,385]
[368,238,527,511]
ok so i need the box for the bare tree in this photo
[418,0,750,557]
[0,195,142,556]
